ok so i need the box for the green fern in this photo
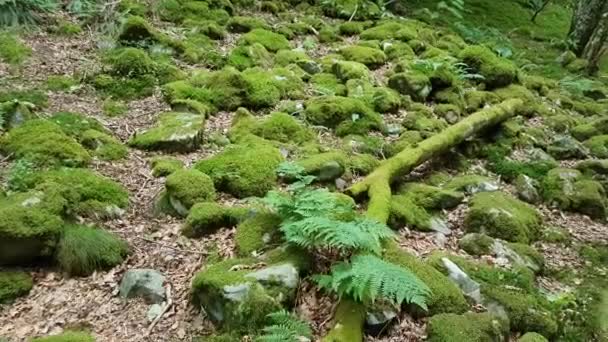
[263,187,352,222]
[256,310,312,342]
[315,254,431,309]
[0,0,58,27]
[280,217,394,254]
[437,0,465,20]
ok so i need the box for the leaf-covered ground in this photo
[0,0,607,341]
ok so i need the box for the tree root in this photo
[321,99,523,342]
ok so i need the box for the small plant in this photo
[6,159,36,192]
[255,310,313,342]
[316,254,431,308]
[0,33,31,65]
[0,0,58,27]
[437,0,465,20]
[56,224,129,276]
[558,75,596,96]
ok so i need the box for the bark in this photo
[582,10,608,73]
[568,0,607,55]
[348,99,523,224]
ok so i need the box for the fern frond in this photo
[315,255,431,309]
[280,217,394,254]
[0,0,58,27]
[256,310,312,342]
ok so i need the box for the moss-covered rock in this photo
[541,168,607,219]
[150,156,184,177]
[464,191,542,244]
[321,0,381,20]
[227,43,273,71]
[241,67,305,108]
[571,117,608,141]
[332,60,370,81]
[459,233,495,256]
[232,111,313,145]
[426,312,508,342]
[390,194,443,232]
[459,45,518,88]
[129,112,205,152]
[373,87,402,113]
[295,151,348,181]
[340,45,386,69]
[235,211,282,256]
[383,241,469,315]
[0,271,33,303]
[30,331,95,342]
[165,169,216,215]
[483,286,557,338]
[310,73,347,96]
[397,182,464,209]
[183,202,247,238]
[444,175,499,194]
[191,256,299,331]
[519,332,548,342]
[195,142,283,198]
[382,40,415,61]
[239,29,290,52]
[49,112,107,138]
[226,16,269,33]
[80,129,128,161]
[360,22,415,41]
[584,134,608,158]
[56,225,129,276]
[514,174,541,204]
[274,49,309,66]
[303,95,382,132]
[402,112,447,136]
[338,21,367,36]
[388,72,432,101]
[0,119,91,167]
[0,191,64,265]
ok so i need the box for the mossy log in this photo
[321,99,522,342]
[348,99,523,223]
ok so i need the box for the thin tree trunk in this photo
[531,0,551,23]
[568,0,607,55]
[582,8,608,73]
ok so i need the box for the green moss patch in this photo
[541,168,607,219]
[231,110,314,145]
[165,169,216,215]
[340,45,386,69]
[239,29,290,52]
[151,157,184,177]
[459,45,518,88]
[56,225,129,276]
[303,96,383,135]
[31,331,95,342]
[464,191,542,244]
[195,142,283,198]
[0,271,33,303]
[129,112,205,152]
[235,211,281,256]
[0,33,31,65]
[183,202,247,238]
[426,312,508,342]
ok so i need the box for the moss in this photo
[463,90,499,112]
[0,89,48,108]
[184,67,248,111]
[239,29,290,52]
[274,49,309,66]
[444,174,498,194]
[338,21,366,36]
[332,60,370,81]
[519,332,548,342]
[321,299,365,342]
[189,20,227,40]
[105,47,156,77]
[373,87,401,113]
[397,182,464,209]
[30,331,95,342]
[117,15,182,51]
[571,117,608,141]
[389,194,435,231]
[56,225,129,276]
[304,95,381,131]
[241,67,305,108]
[32,168,129,219]
[507,243,545,272]
[81,129,128,161]
[342,134,385,156]
[459,45,518,88]
[227,16,269,33]
[49,112,106,138]
[402,112,447,136]
[388,72,432,101]
[483,286,557,337]
[227,43,273,71]
[340,45,386,69]
[493,85,537,115]
[296,151,348,179]
[383,241,469,315]
[129,112,205,152]
[246,112,313,144]
[382,40,416,61]
[46,75,78,92]
[0,191,64,265]
[319,26,340,43]
[150,157,184,177]
[195,142,283,198]
[360,22,414,41]
[102,99,128,117]
[350,154,380,175]
[0,119,91,167]
[235,211,282,256]
[322,0,381,20]
[93,73,156,100]
[165,169,216,212]
[183,202,247,238]
[544,113,579,133]
[0,271,33,303]
[459,233,495,256]
[0,33,31,65]
[426,312,508,342]
[541,168,607,219]
[310,73,347,96]
[464,191,542,244]
[584,135,608,158]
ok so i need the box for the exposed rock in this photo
[441,257,482,304]
[365,307,398,336]
[129,112,205,152]
[515,174,541,204]
[119,269,166,304]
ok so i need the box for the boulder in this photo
[129,112,205,152]
[515,175,541,204]
[426,312,509,342]
[119,269,166,304]
[542,168,607,219]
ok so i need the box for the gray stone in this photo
[492,240,541,272]
[317,161,344,181]
[515,175,541,204]
[429,217,450,235]
[147,304,164,322]
[365,307,397,335]
[335,178,348,191]
[119,269,166,304]
[129,112,204,152]
[297,60,322,75]
[441,257,482,304]
[245,263,299,289]
[547,135,588,160]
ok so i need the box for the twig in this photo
[146,284,173,336]
[349,4,358,21]
[137,236,208,255]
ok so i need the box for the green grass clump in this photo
[31,331,95,342]
[0,33,31,65]
[0,271,33,303]
[56,225,129,276]
[0,89,48,107]
[49,112,107,139]
[46,75,79,92]
[102,99,128,117]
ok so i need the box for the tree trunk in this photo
[568,0,607,55]
[582,10,608,73]
[348,99,523,224]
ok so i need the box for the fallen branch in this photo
[321,100,523,342]
[348,99,523,223]
[147,284,173,336]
